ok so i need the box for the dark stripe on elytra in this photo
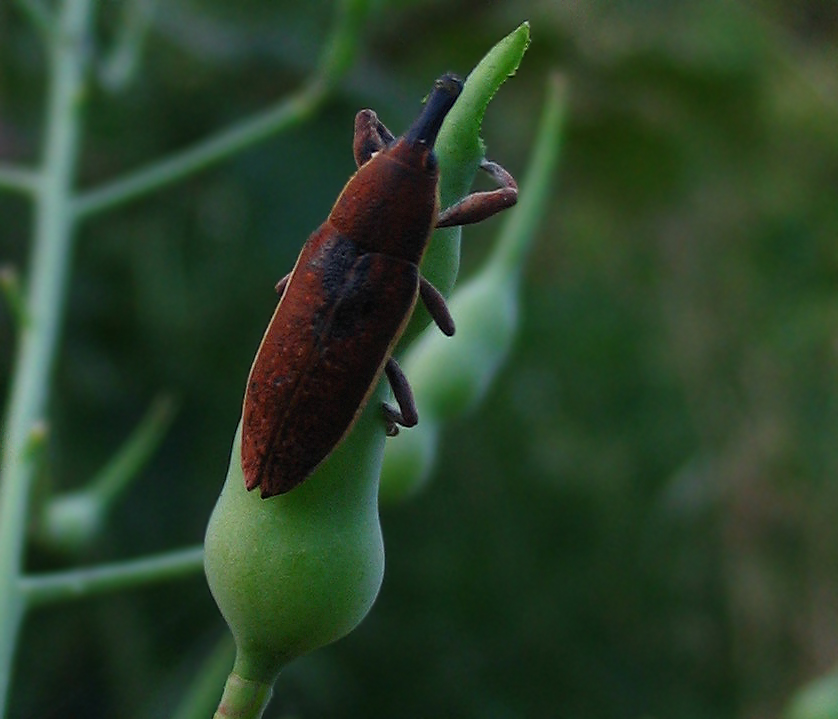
[319,234,360,303]
[326,254,379,341]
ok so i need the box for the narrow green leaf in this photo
[419,21,531,302]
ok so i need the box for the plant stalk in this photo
[0,0,92,713]
[72,0,370,219]
[20,545,205,607]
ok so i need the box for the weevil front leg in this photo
[353,109,397,168]
[381,357,418,436]
[436,159,518,228]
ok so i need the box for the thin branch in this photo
[20,545,205,606]
[72,0,371,220]
[0,165,41,196]
[170,637,236,719]
[98,0,159,92]
[72,83,324,219]
[0,0,94,712]
[88,395,178,506]
[38,395,179,552]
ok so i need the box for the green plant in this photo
[0,2,562,716]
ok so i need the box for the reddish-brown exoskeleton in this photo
[242,73,518,498]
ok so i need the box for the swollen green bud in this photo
[204,409,385,688]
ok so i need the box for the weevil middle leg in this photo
[382,357,418,436]
[419,276,455,336]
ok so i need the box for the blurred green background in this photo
[2,0,838,717]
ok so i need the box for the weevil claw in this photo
[382,402,403,436]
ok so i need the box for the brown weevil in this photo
[242,73,518,498]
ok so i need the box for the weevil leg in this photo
[274,273,290,296]
[353,109,397,168]
[435,159,518,228]
[382,357,418,436]
[419,276,455,337]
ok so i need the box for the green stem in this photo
[39,395,178,552]
[170,637,236,719]
[379,71,567,503]
[0,165,41,196]
[0,0,92,713]
[72,0,370,219]
[20,545,205,606]
[87,394,177,506]
[313,0,369,88]
[213,673,272,719]
[98,0,159,92]
[72,83,323,219]
[487,73,567,279]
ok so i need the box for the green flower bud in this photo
[39,397,175,554]
[204,404,385,689]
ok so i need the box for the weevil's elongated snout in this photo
[404,73,463,148]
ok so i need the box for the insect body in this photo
[242,73,518,498]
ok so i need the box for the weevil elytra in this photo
[242,73,518,498]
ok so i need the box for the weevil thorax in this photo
[328,74,463,265]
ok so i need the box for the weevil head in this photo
[329,74,463,262]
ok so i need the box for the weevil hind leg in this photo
[419,276,455,336]
[381,357,418,436]
[354,110,397,168]
[436,159,518,228]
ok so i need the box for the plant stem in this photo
[213,674,273,719]
[72,83,324,219]
[0,165,41,195]
[98,0,159,92]
[85,394,177,507]
[487,73,567,279]
[72,0,370,220]
[169,636,236,719]
[20,545,205,606]
[0,0,92,713]
[38,395,177,552]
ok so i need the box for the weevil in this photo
[242,73,518,498]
